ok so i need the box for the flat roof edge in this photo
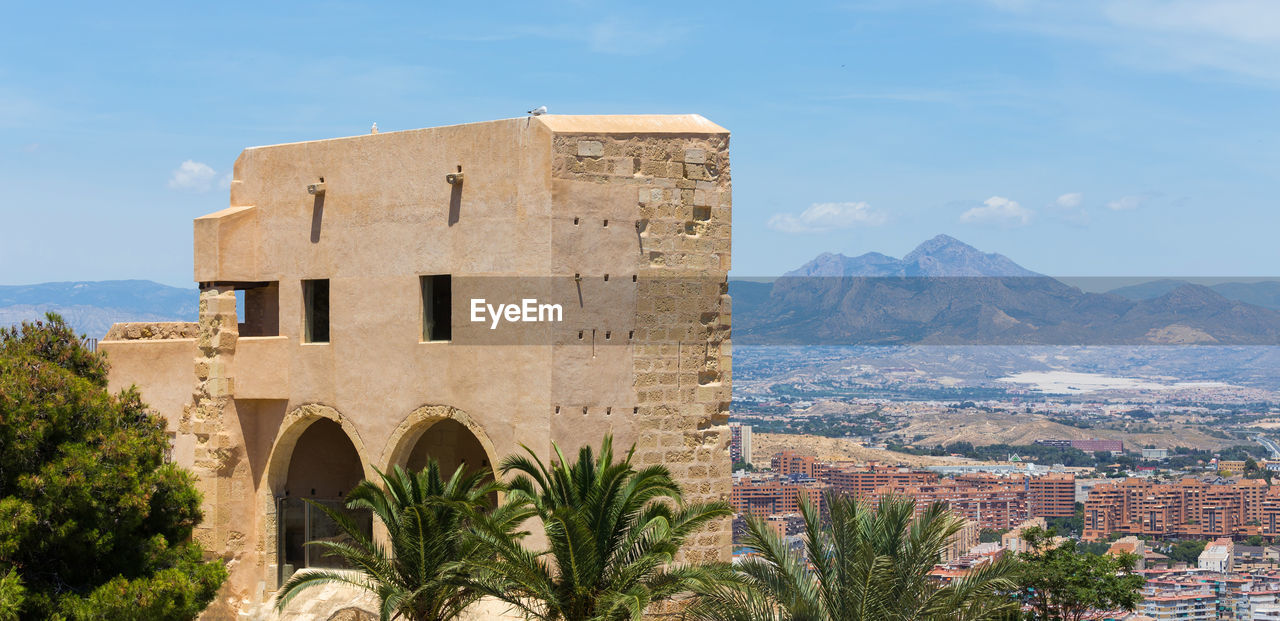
[534,114,729,134]
[239,114,727,153]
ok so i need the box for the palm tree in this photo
[465,435,735,621]
[275,461,521,621]
[688,494,1021,621]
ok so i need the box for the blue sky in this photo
[2,0,1278,287]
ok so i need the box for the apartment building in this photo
[731,473,825,517]
[743,453,1074,531]
[1084,477,1272,541]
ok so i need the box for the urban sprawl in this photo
[730,423,1280,620]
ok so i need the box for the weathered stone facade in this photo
[99,115,732,618]
[550,132,733,564]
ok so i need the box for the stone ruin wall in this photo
[103,321,199,340]
[185,288,259,618]
[551,131,734,567]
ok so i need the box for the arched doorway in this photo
[383,405,499,486]
[275,417,373,582]
[405,418,491,476]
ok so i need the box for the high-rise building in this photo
[729,422,753,466]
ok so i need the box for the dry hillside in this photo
[752,433,985,467]
[893,411,1235,451]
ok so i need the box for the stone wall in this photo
[551,132,734,567]
[183,288,256,618]
[103,321,199,340]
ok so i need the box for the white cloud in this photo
[1103,1,1280,45]
[1106,195,1149,210]
[768,201,887,234]
[981,0,1280,82]
[1049,192,1089,225]
[1056,192,1083,208]
[960,196,1033,227]
[587,18,692,55]
[168,160,217,192]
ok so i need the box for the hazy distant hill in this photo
[1108,279,1280,310]
[9,237,1280,346]
[785,234,1040,278]
[732,235,1280,345]
[0,280,196,338]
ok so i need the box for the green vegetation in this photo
[979,529,1007,544]
[275,462,519,621]
[891,440,1268,472]
[0,314,225,619]
[768,383,1016,403]
[1045,503,1085,537]
[1015,527,1145,620]
[1075,540,1114,556]
[1166,445,1266,470]
[278,436,735,621]
[739,407,892,438]
[467,435,734,620]
[689,494,1021,621]
[0,569,22,621]
[1165,539,1208,565]
[888,441,1101,467]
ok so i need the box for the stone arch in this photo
[259,403,376,590]
[264,403,377,493]
[381,404,500,479]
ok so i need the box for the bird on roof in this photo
[371,122,378,134]
[528,106,547,116]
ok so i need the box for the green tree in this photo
[689,494,1022,621]
[466,435,734,621]
[980,529,1007,544]
[0,314,225,619]
[1045,503,1085,537]
[1015,527,1145,621]
[1165,539,1206,565]
[275,461,520,621]
[0,569,22,621]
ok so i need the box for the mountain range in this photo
[1107,279,1280,310]
[0,281,197,339]
[784,234,1041,279]
[731,235,1280,345]
[3,235,1280,345]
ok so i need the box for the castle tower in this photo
[99,115,733,616]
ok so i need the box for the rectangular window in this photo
[241,282,280,337]
[421,275,451,342]
[303,279,330,343]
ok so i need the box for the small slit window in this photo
[303,279,329,343]
[421,275,452,342]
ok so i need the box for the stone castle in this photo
[100,115,733,618]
